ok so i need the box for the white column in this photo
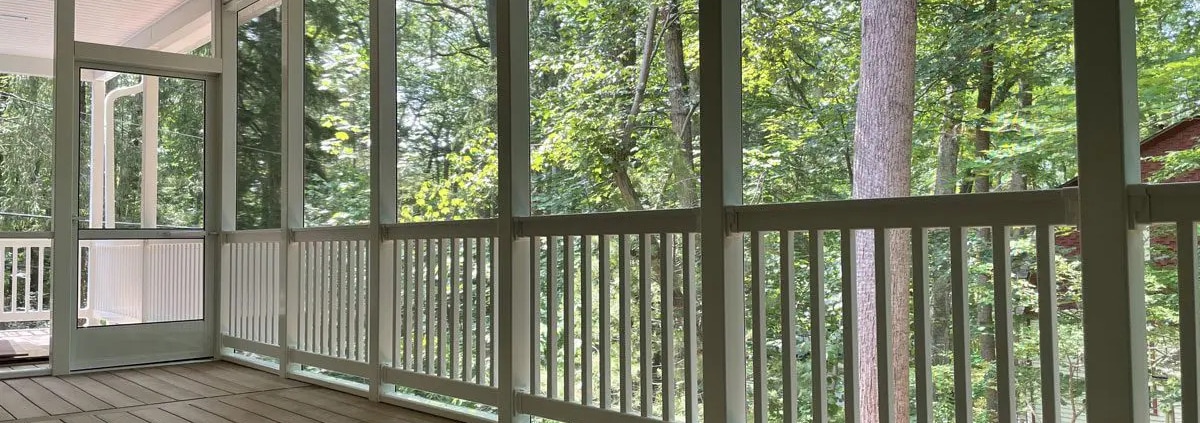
[1074,0,1148,421]
[51,0,80,375]
[217,0,239,353]
[281,0,306,378]
[368,0,399,402]
[141,76,159,229]
[698,0,746,421]
[218,2,237,233]
[497,0,532,418]
[201,0,224,369]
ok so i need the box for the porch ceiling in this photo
[0,0,209,76]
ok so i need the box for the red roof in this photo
[1061,116,1200,187]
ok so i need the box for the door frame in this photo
[51,24,226,373]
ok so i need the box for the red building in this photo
[1057,117,1200,255]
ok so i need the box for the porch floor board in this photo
[0,361,456,423]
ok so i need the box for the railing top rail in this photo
[223,229,284,244]
[292,225,372,242]
[383,218,499,240]
[516,208,701,237]
[78,229,205,240]
[733,188,1080,232]
[0,232,54,240]
[1136,182,1200,224]
[0,238,52,248]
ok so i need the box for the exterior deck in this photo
[0,329,50,364]
[0,361,452,423]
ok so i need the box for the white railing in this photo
[295,233,371,368]
[383,219,500,409]
[1135,182,1200,423]
[85,239,205,325]
[733,192,1077,423]
[215,185,1200,423]
[0,238,204,326]
[514,210,702,422]
[221,233,281,348]
[0,239,52,324]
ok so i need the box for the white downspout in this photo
[141,76,159,229]
[101,80,145,228]
[88,80,106,230]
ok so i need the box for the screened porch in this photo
[0,0,1193,422]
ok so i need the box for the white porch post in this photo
[280,0,305,379]
[202,0,225,371]
[141,76,159,229]
[1074,0,1148,421]
[368,0,399,402]
[217,0,238,358]
[496,0,532,418]
[698,0,746,421]
[51,0,79,375]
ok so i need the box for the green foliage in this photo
[0,74,54,231]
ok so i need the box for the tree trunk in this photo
[612,4,660,211]
[932,81,962,367]
[661,0,697,208]
[974,2,999,419]
[851,0,917,421]
[1009,80,1034,192]
[935,83,962,196]
[973,0,996,196]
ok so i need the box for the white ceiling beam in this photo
[0,54,53,77]
[120,0,213,54]
[236,0,282,23]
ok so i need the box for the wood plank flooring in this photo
[0,362,50,374]
[0,361,456,423]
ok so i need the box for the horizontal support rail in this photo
[224,229,285,243]
[221,335,282,358]
[383,219,499,240]
[75,42,223,76]
[0,311,51,323]
[732,188,1079,231]
[381,394,496,423]
[1135,183,1200,224]
[516,394,670,423]
[382,367,499,405]
[79,229,205,240]
[0,232,54,240]
[517,209,700,237]
[289,349,373,377]
[0,238,51,248]
[292,226,373,242]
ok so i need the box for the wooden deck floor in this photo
[0,361,456,423]
[0,362,49,374]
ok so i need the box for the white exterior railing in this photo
[0,239,52,324]
[0,238,204,326]
[217,190,1092,423]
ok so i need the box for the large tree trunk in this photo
[974,2,999,418]
[932,82,962,367]
[1009,79,1034,191]
[851,0,917,421]
[612,5,660,211]
[935,83,962,196]
[973,0,996,196]
[661,0,698,208]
